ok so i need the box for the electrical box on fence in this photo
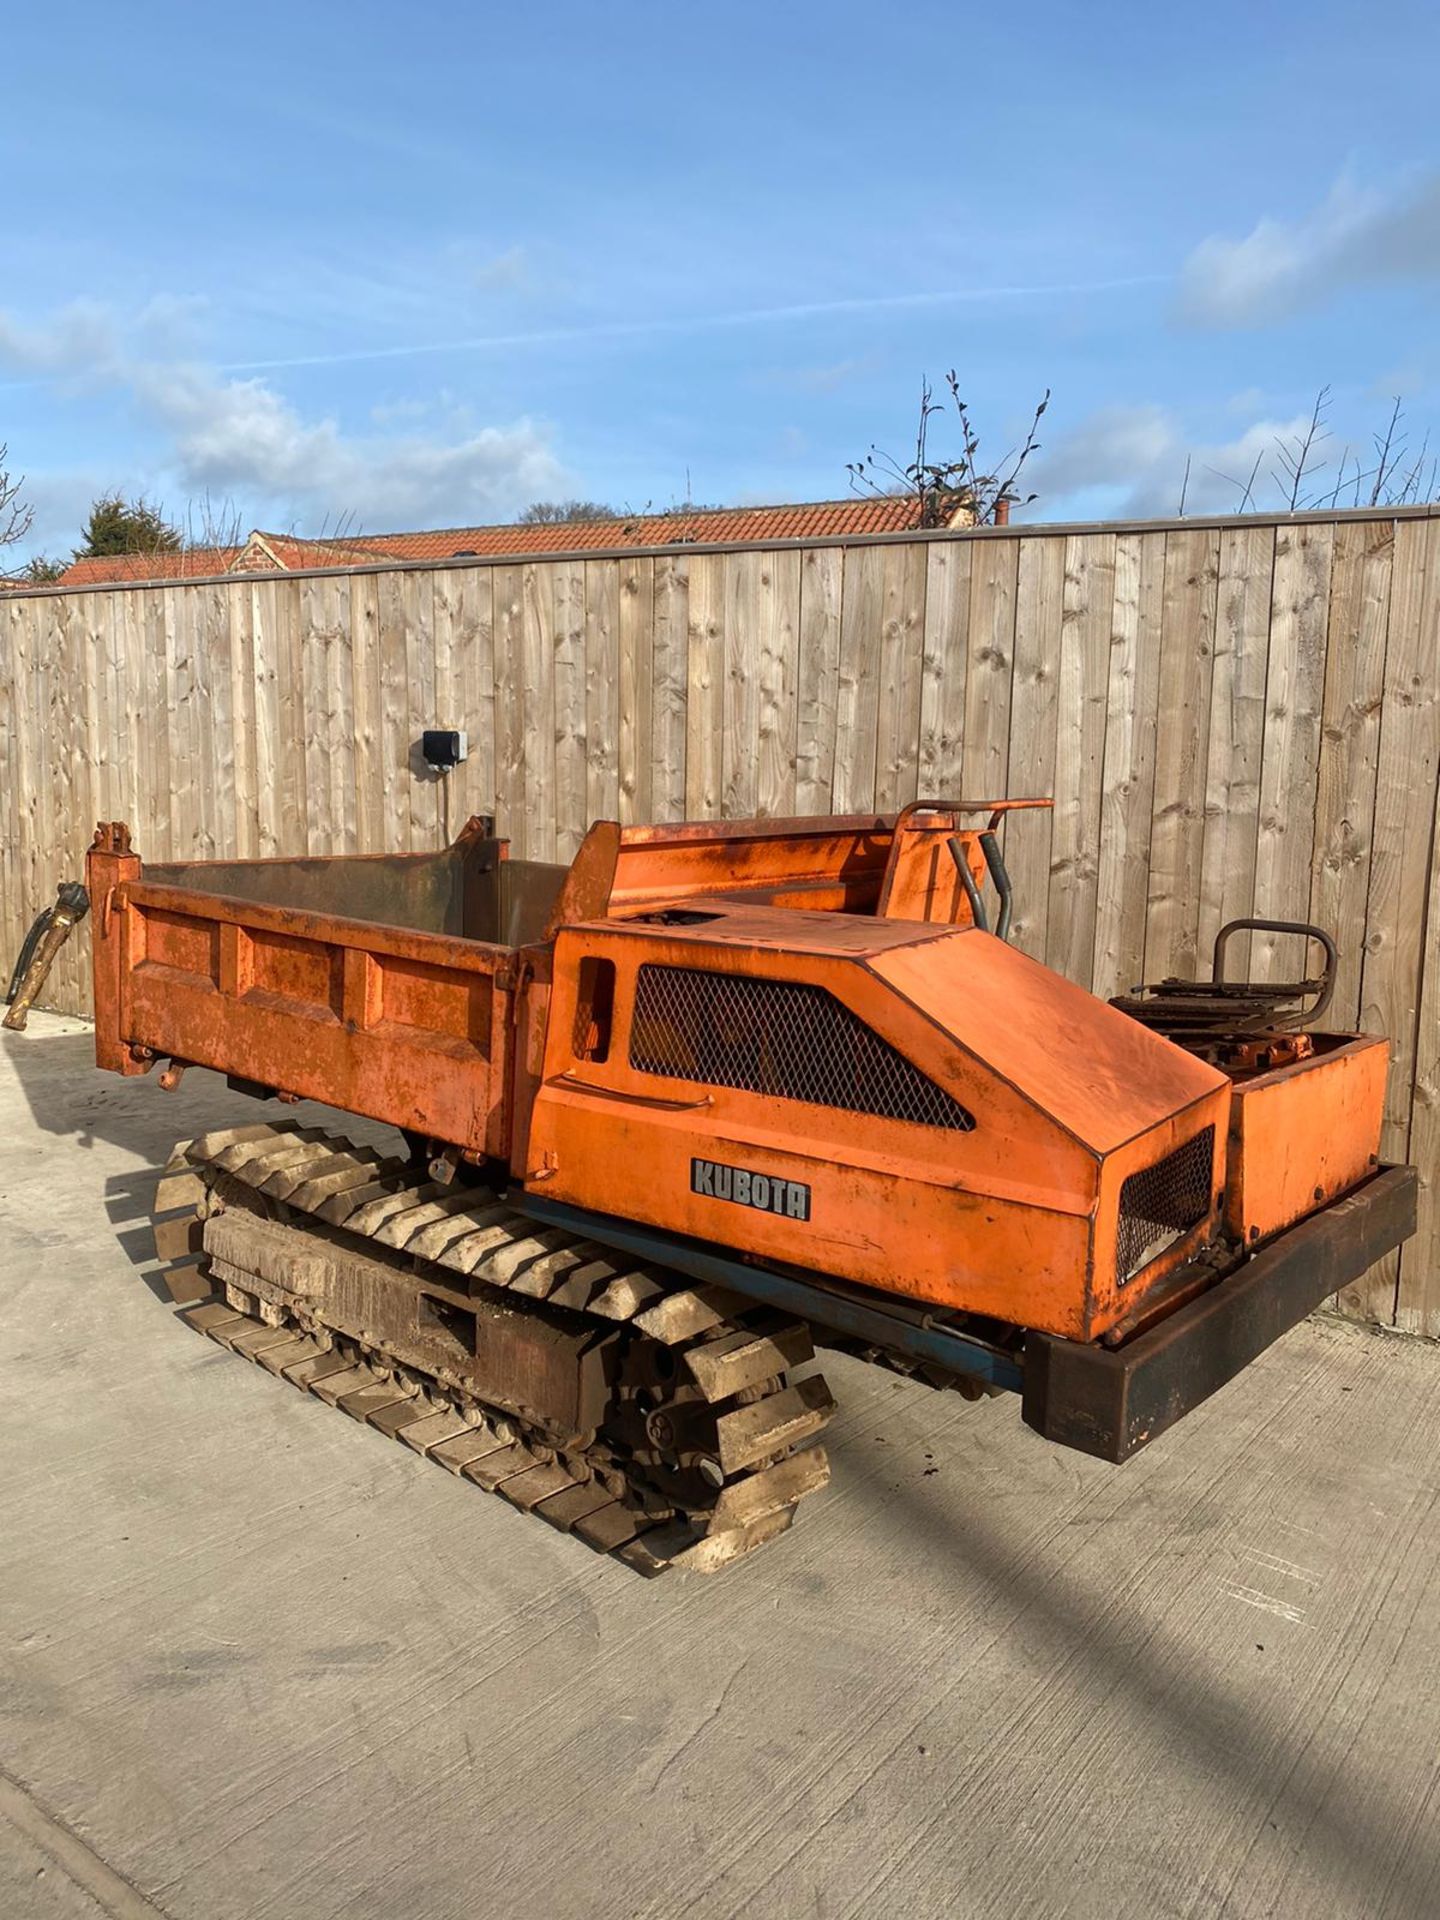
[422,729,468,771]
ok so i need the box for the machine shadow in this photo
[822,1432,1436,1913]
[2,1026,395,1165]
[3,1024,399,1302]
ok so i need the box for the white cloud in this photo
[472,246,533,293]
[1177,172,1440,328]
[0,300,123,382]
[1031,405,1314,518]
[134,362,561,526]
[0,300,566,540]
[1029,404,1177,502]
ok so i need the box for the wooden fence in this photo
[2,506,1438,1331]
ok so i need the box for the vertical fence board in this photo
[550,560,587,858]
[1046,533,1114,985]
[552,561,589,857]
[50,595,83,1008]
[962,539,1018,802]
[722,550,762,819]
[102,590,128,829]
[164,589,195,862]
[493,566,524,843]
[873,545,927,813]
[141,590,172,857]
[185,585,214,861]
[1093,532,1165,999]
[1310,519,1393,1028]
[462,567,496,832]
[917,541,972,799]
[1144,528,1220,981]
[796,546,842,815]
[521,563,556,860]
[375,573,411,855]
[251,581,284,857]
[428,569,461,846]
[428,570,458,848]
[275,579,309,856]
[758,548,801,819]
[833,544,884,812]
[1197,525,1273,975]
[404,573,438,852]
[200,582,230,859]
[584,558,621,835]
[1005,537,1065,961]
[349,574,382,855]
[302,574,350,856]
[617,555,653,827]
[651,554,688,821]
[1253,524,1334,979]
[685,554,723,819]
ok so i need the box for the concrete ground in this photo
[2,1016,1439,1920]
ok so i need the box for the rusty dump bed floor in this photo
[144,836,569,948]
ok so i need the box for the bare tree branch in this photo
[1369,398,1405,506]
[1270,386,1332,511]
[0,445,35,552]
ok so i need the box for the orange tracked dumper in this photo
[77,802,1415,1571]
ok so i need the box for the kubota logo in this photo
[690,1157,811,1222]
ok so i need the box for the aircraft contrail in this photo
[222,274,1167,374]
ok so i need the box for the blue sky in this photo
[4,0,1440,559]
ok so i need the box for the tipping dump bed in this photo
[90,822,566,1159]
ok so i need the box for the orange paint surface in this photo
[86,810,1387,1348]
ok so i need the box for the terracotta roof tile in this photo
[350,497,928,560]
[52,496,954,587]
[57,547,247,586]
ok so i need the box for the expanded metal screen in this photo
[1116,1125,1215,1285]
[629,964,976,1132]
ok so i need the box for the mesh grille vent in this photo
[629,964,975,1132]
[1116,1126,1215,1285]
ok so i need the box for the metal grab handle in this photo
[895,797,1053,831]
[947,833,1016,941]
[551,1071,714,1112]
[1213,918,1338,1025]
[947,837,989,932]
[978,832,1014,943]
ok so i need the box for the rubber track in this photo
[155,1122,834,1575]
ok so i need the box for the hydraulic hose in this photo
[3,881,90,1031]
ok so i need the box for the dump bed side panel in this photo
[94,866,513,1157]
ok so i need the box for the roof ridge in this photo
[298,496,910,547]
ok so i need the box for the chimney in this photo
[992,497,1011,527]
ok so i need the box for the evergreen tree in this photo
[75,493,181,557]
